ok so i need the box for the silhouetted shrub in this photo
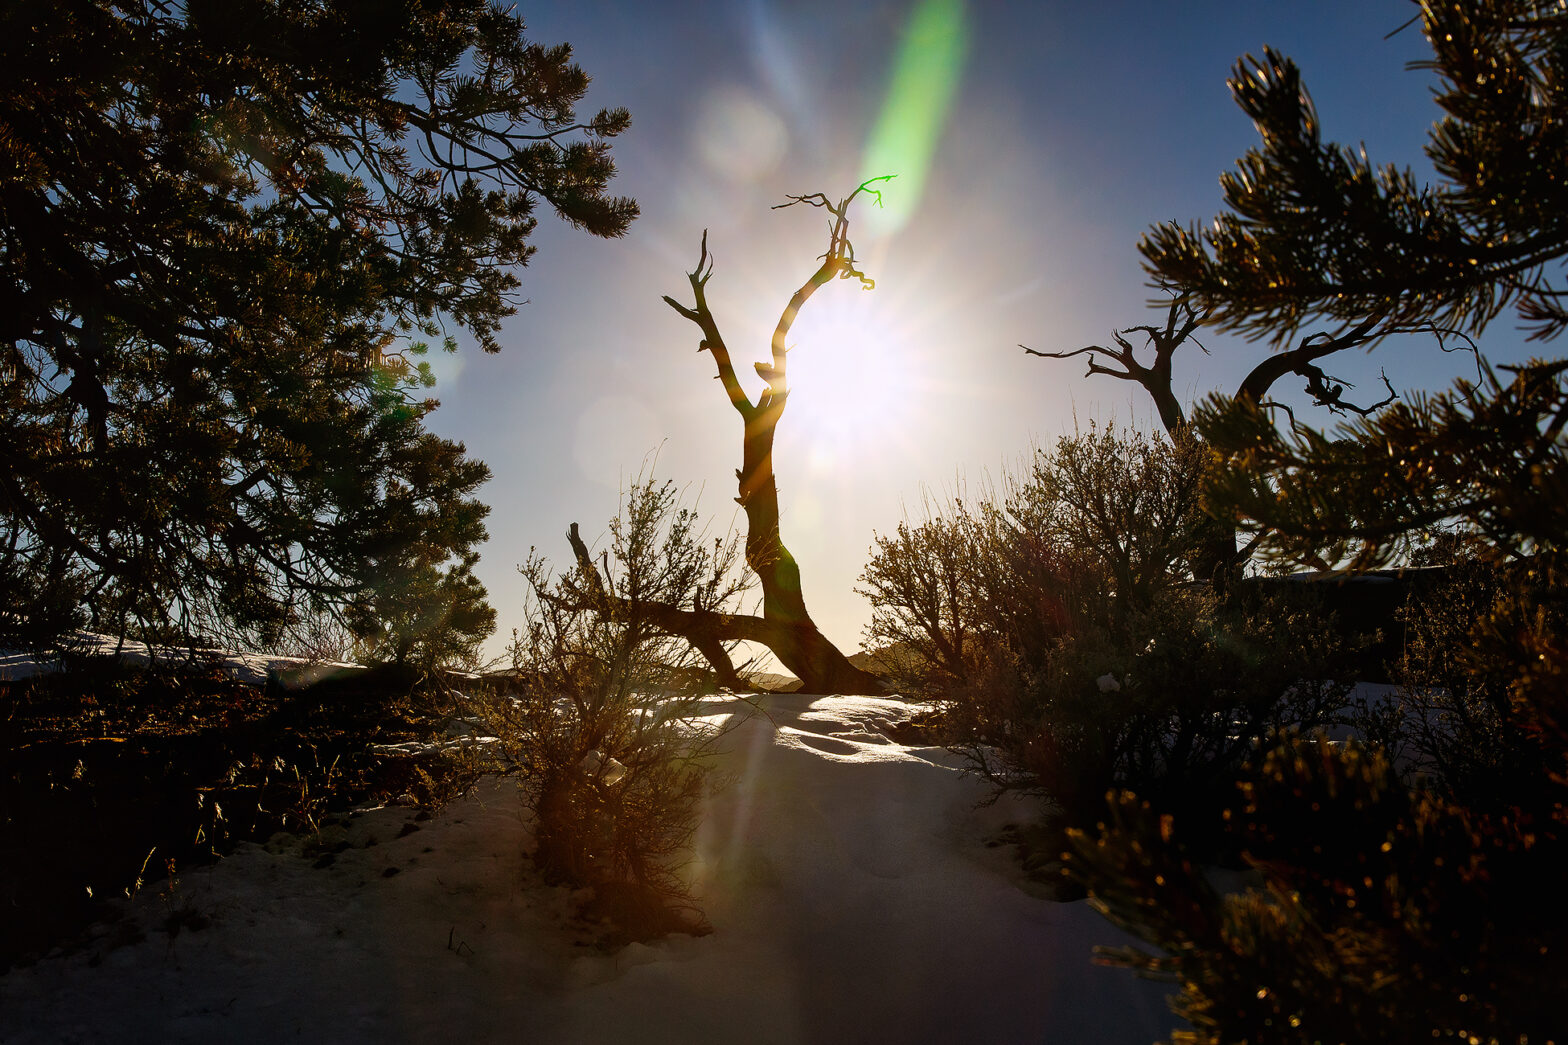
[1074,380,1568,1044]
[860,424,1204,695]
[0,657,467,967]
[862,425,1354,828]
[477,478,745,941]
[1067,734,1568,1045]
[1345,557,1563,813]
[955,584,1354,832]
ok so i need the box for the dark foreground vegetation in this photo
[0,480,783,966]
[0,659,476,969]
[0,0,654,969]
[872,4,1568,1042]
[862,419,1567,1041]
[1,0,635,663]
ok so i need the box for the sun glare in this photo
[775,289,926,472]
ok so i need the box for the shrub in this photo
[0,657,468,967]
[1067,737,1568,1045]
[856,499,1037,695]
[958,584,1355,829]
[1349,557,1562,810]
[477,477,747,941]
[859,424,1205,698]
[861,425,1353,828]
[1065,559,1568,1042]
[1016,422,1209,632]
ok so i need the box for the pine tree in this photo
[0,0,635,654]
[1199,358,1568,571]
[1142,0,1568,345]
[1063,6,1568,1042]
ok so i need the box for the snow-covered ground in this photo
[0,631,361,688]
[0,693,1177,1045]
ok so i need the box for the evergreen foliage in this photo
[1067,5,1568,1041]
[1198,358,1568,570]
[1071,742,1568,1045]
[1142,1,1568,344]
[1081,409,1568,1043]
[0,0,635,654]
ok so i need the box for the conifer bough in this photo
[0,0,636,656]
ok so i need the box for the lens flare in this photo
[861,0,969,236]
[695,88,788,184]
[779,288,927,469]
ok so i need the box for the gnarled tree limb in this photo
[1022,293,1206,433]
[647,179,894,693]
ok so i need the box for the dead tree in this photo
[1023,297,1408,430]
[563,182,894,694]
[636,179,892,694]
[1023,294,1205,434]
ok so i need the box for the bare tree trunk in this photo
[736,403,883,692]
[655,182,894,695]
[564,520,877,693]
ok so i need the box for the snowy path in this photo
[0,694,1175,1045]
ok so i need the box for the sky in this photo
[419,1,1540,668]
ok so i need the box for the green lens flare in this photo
[861,0,969,235]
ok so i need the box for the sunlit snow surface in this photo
[0,693,1176,1045]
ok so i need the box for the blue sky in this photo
[421,1,1539,666]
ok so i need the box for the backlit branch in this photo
[1022,293,1207,432]
[760,177,894,406]
[1298,366,1399,417]
[665,177,894,416]
[652,182,891,693]
[661,230,756,422]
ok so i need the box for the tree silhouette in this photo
[0,0,635,654]
[1022,0,1568,582]
[662,180,890,693]
[1064,7,1568,1040]
[1024,295,1405,437]
[1023,296,1417,577]
[1144,8,1568,345]
[563,181,891,694]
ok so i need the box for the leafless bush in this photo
[860,423,1203,698]
[276,610,359,665]
[856,501,991,694]
[1017,422,1208,630]
[476,476,749,940]
[861,424,1354,825]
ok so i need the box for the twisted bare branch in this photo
[1022,293,1207,433]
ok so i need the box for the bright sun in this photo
[771,289,926,471]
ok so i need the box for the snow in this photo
[0,693,1177,1044]
[0,632,361,688]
